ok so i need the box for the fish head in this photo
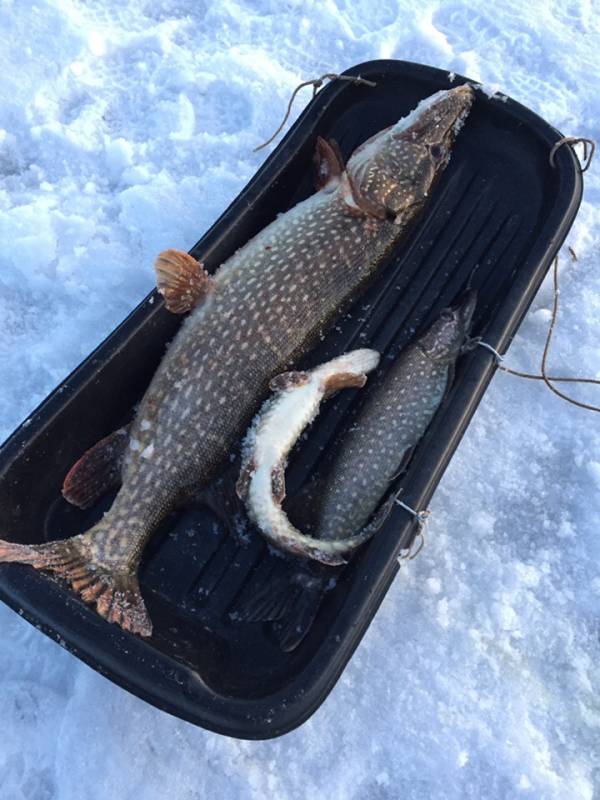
[345,85,474,221]
[419,289,478,363]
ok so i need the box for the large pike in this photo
[0,86,474,636]
[237,292,477,649]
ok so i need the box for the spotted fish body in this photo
[0,86,474,636]
[237,292,477,648]
[314,290,478,544]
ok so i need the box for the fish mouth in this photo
[445,84,475,135]
[447,288,478,330]
[420,288,478,361]
[397,84,475,156]
[449,83,476,102]
[437,84,475,116]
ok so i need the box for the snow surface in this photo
[1,1,600,798]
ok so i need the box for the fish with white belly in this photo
[236,349,380,563]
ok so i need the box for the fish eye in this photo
[430,144,443,160]
[440,308,454,320]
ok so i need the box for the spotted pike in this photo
[237,292,477,649]
[0,86,474,637]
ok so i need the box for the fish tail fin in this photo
[0,530,152,637]
[271,585,325,652]
[232,570,295,622]
[232,566,329,651]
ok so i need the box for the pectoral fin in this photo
[323,371,368,397]
[155,249,213,314]
[314,136,344,191]
[62,426,130,509]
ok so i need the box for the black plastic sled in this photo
[0,60,582,739]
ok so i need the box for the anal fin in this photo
[62,426,130,509]
[155,249,213,314]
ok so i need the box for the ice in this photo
[1,1,600,799]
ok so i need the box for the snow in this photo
[1,1,599,799]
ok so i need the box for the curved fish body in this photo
[237,349,380,563]
[237,292,477,648]
[0,86,474,637]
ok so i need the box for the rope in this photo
[394,134,598,561]
[254,73,377,153]
[539,256,600,411]
[477,255,600,413]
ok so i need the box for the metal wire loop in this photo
[395,499,431,527]
[395,498,430,564]
[474,340,505,363]
[549,136,595,173]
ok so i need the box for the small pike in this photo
[237,292,477,647]
[237,349,380,563]
[314,290,477,545]
[0,86,474,636]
